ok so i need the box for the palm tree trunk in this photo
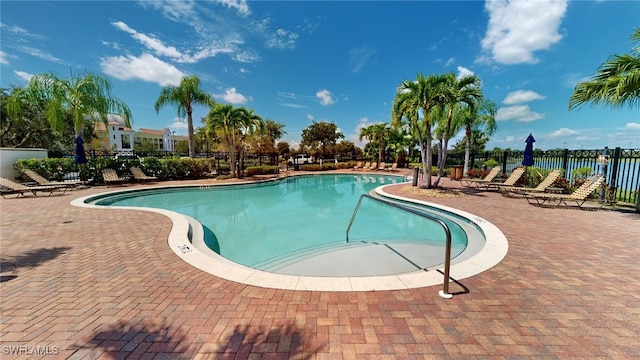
[424,121,433,189]
[187,112,195,158]
[463,126,472,177]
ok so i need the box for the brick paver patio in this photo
[1,173,639,359]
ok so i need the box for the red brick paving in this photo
[1,172,639,359]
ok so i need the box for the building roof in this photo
[138,128,169,136]
[94,120,133,132]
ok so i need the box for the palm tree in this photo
[459,98,497,176]
[205,104,243,177]
[392,73,448,188]
[236,108,264,176]
[569,27,640,110]
[8,72,132,136]
[155,76,214,157]
[205,104,264,178]
[359,123,392,167]
[433,73,483,186]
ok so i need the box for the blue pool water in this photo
[93,174,468,271]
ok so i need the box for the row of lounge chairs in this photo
[353,162,399,172]
[0,167,159,197]
[460,166,606,210]
[102,167,158,186]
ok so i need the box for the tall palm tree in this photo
[205,104,264,178]
[205,103,243,177]
[359,123,392,167]
[569,27,640,110]
[392,73,448,188]
[433,73,483,186]
[8,72,132,136]
[236,108,264,176]
[155,76,214,157]
[459,98,497,176]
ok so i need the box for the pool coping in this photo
[70,176,508,292]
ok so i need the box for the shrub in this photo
[244,165,277,176]
[484,159,499,168]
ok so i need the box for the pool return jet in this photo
[346,194,454,299]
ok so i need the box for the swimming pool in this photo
[73,173,508,291]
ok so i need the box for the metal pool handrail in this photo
[346,194,454,299]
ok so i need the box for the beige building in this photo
[90,114,187,152]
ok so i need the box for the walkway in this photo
[1,173,639,359]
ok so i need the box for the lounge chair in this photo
[460,166,501,188]
[368,162,378,171]
[362,162,371,171]
[480,167,526,191]
[21,169,81,188]
[353,162,363,171]
[500,169,562,197]
[378,162,387,171]
[101,168,128,186]
[130,166,158,183]
[0,177,67,198]
[386,163,399,172]
[524,174,605,209]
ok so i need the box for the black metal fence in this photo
[447,147,639,207]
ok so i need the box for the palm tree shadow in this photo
[214,323,324,359]
[71,320,192,359]
[1,247,71,282]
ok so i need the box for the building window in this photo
[121,134,131,149]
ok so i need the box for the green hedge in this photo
[13,157,218,184]
[244,165,278,176]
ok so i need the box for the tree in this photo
[433,73,483,186]
[204,104,264,178]
[155,76,214,157]
[569,27,640,110]
[392,73,448,188]
[7,72,131,139]
[458,98,497,175]
[359,123,392,166]
[300,121,344,158]
[247,119,285,154]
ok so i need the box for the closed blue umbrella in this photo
[75,136,88,187]
[75,136,87,164]
[523,134,535,167]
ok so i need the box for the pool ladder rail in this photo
[346,193,454,299]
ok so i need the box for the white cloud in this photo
[266,28,299,49]
[316,89,334,106]
[100,53,185,86]
[307,113,315,121]
[349,46,376,74]
[479,0,568,64]
[16,45,65,64]
[503,90,546,105]
[281,103,304,108]
[112,21,182,58]
[456,66,474,79]
[625,122,640,131]
[214,87,248,104]
[0,51,9,65]
[496,105,544,122]
[549,128,580,138]
[444,57,455,67]
[170,118,189,132]
[111,21,239,64]
[14,70,33,82]
[215,0,250,15]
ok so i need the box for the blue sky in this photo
[1,0,638,151]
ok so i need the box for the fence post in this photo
[502,151,508,174]
[610,147,621,192]
[562,149,569,178]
